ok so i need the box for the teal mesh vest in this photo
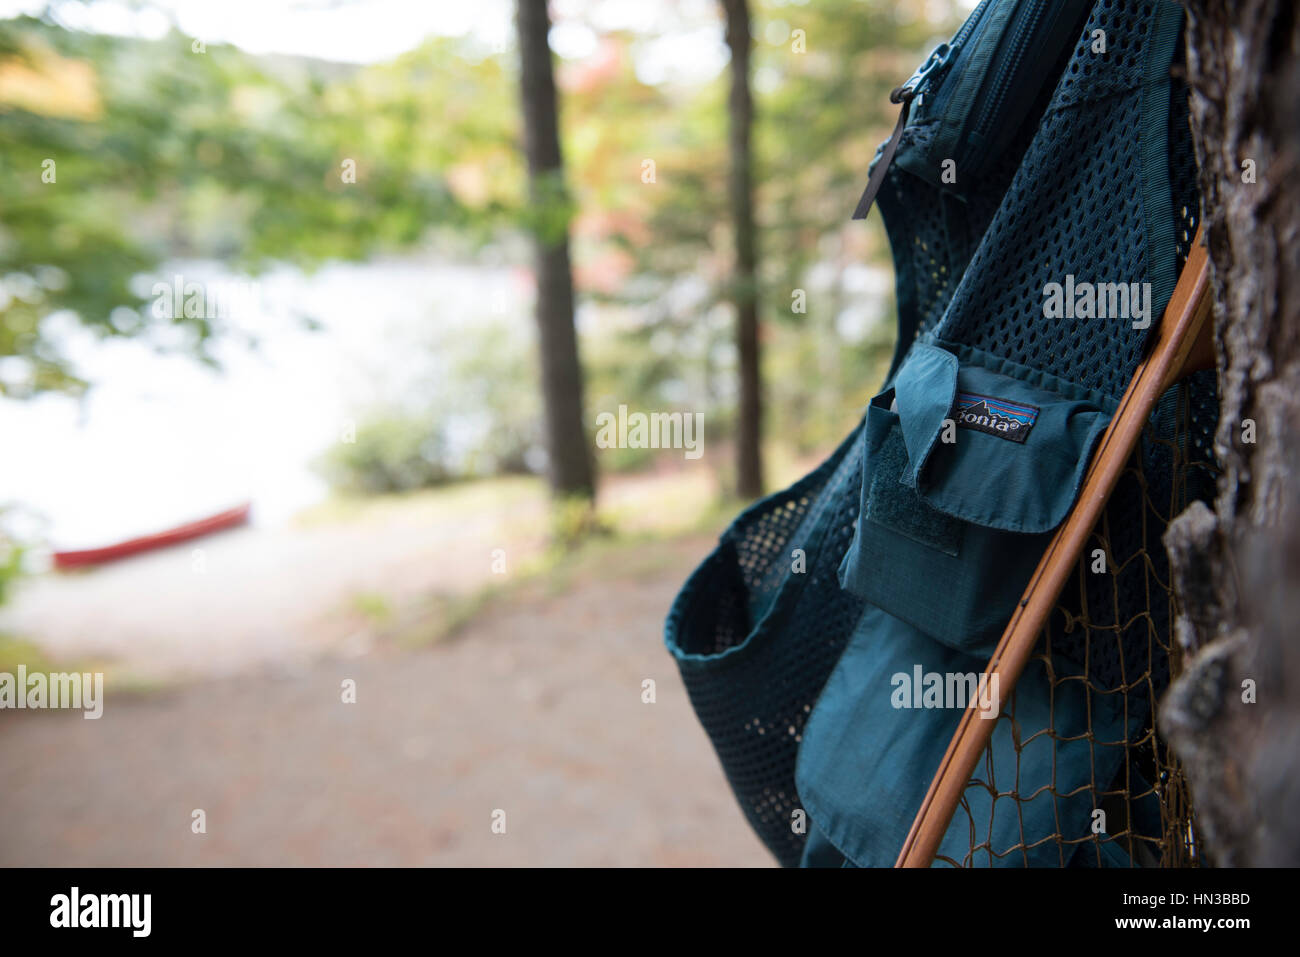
[664,0,1217,867]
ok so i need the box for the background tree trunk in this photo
[515,0,595,501]
[722,0,764,500]
[1161,0,1300,866]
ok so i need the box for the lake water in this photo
[0,256,533,551]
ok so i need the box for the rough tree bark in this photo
[721,0,764,500]
[515,0,595,501]
[1160,0,1300,866]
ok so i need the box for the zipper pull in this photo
[851,42,952,221]
[849,89,914,221]
[897,41,952,108]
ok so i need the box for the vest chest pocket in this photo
[839,340,1116,658]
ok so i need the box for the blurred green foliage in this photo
[0,14,508,396]
[315,412,454,495]
[314,316,541,492]
[1,1,961,489]
[0,532,22,604]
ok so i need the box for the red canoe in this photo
[52,502,252,570]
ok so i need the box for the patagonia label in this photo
[953,392,1039,444]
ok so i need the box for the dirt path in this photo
[0,481,554,682]
[0,469,725,682]
[0,538,772,867]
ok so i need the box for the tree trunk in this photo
[515,0,595,501]
[722,0,764,500]
[1160,0,1300,866]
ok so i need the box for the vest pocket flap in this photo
[895,342,1115,534]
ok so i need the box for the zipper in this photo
[953,0,994,50]
[918,0,993,106]
[967,1,1046,152]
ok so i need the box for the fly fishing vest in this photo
[665,0,1218,867]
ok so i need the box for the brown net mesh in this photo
[935,375,1218,868]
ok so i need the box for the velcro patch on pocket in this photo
[867,425,962,557]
